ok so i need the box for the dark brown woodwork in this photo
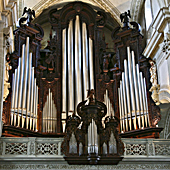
[61,90,124,165]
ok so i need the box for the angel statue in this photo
[120,10,131,27]
[149,60,157,86]
[18,7,35,27]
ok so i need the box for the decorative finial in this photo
[120,10,131,27]
[87,89,95,102]
[18,7,35,27]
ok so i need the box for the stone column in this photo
[0,21,5,137]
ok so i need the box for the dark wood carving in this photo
[61,90,124,165]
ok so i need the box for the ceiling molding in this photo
[130,0,144,22]
[32,0,121,25]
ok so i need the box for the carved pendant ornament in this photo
[61,89,124,165]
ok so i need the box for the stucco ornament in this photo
[3,54,12,101]
[149,60,160,105]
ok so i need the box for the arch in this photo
[32,0,121,25]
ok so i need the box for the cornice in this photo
[143,7,170,59]
[32,0,121,25]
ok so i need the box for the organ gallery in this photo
[2,1,163,165]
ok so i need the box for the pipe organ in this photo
[118,47,150,133]
[10,37,38,131]
[102,89,115,127]
[42,88,57,133]
[2,2,162,139]
[62,15,94,131]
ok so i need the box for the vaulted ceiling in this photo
[23,0,133,25]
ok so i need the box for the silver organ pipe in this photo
[61,15,94,132]
[89,38,94,90]
[119,47,149,132]
[11,70,16,125]
[132,51,141,129]
[136,64,145,128]
[127,47,136,130]
[30,67,34,130]
[26,53,32,129]
[17,44,25,127]
[10,37,39,131]
[88,119,98,154]
[42,88,57,133]
[62,28,67,131]
[122,72,128,131]
[14,59,20,126]
[102,89,115,127]
[82,22,89,100]
[75,15,82,108]
[124,59,132,130]
[68,20,74,115]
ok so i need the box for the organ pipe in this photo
[89,38,94,90]
[118,47,150,132]
[136,64,145,128]
[82,22,89,100]
[127,47,136,130]
[124,59,132,130]
[68,20,74,115]
[122,72,128,131]
[88,119,98,154]
[62,28,67,114]
[75,15,82,109]
[102,89,115,127]
[10,37,39,131]
[61,15,94,129]
[132,51,141,129]
[42,88,57,133]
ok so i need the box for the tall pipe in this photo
[122,72,128,131]
[35,85,38,131]
[17,44,25,127]
[68,20,74,115]
[33,78,37,131]
[140,73,147,127]
[132,51,141,128]
[127,47,136,129]
[62,28,67,114]
[89,38,94,90]
[11,72,16,125]
[120,81,125,132]
[124,60,132,130]
[30,67,34,130]
[22,37,29,127]
[118,88,122,132]
[136,64,144,128]
[14,58,20,126]
[26,53,32,129]
[75,15,82,110]
[82,22,89,100]
[143,78,150,127]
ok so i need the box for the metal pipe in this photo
[127,47,136,129]
[124,59,132,130]
[68,20,74,114]
[136,64,144,128]
[75,15,82,111]
[132,51,141,129]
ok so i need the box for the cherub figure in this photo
[120,10,131,27]
[149,60,157,86]
[18,7,35,26]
